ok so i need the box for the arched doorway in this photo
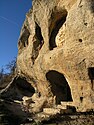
[46,70,73,104]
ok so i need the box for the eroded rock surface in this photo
[1,0,94,122]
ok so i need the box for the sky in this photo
[0,0,32,72]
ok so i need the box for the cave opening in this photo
[35,22,43,43]
[0,77,35,101]
[15,77,35,97]
[19,26,30,49]
[46,70,73,104]
[31,23,44,64]
[49,10,67,50]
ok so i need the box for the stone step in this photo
[43,108,61,115]
[57,104,67,109]
[61,102,75,107]
[61,102,76,112]
[43,107,73,115]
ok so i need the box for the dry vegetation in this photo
[0,59,16,89]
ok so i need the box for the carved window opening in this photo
[46,70,73,104]
[31,23,44,64]
[88,67,94,90]
[49,10,67,50]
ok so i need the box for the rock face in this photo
[16,0,94,112]
[1,0,94,117]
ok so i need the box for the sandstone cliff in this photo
[0,0,94,122]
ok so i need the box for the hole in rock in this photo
[88,67,94,89]
[35,22,43,43]
[31,23,44,64]
[80,97,83,103]
[18,26,30,49]
[46,70,73,104]
[15,77,35,97]
[49,10,67,50]
[0,77,35,101]
[88,67,94,80]
[79,39,82,42]
[84,22,88,26]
